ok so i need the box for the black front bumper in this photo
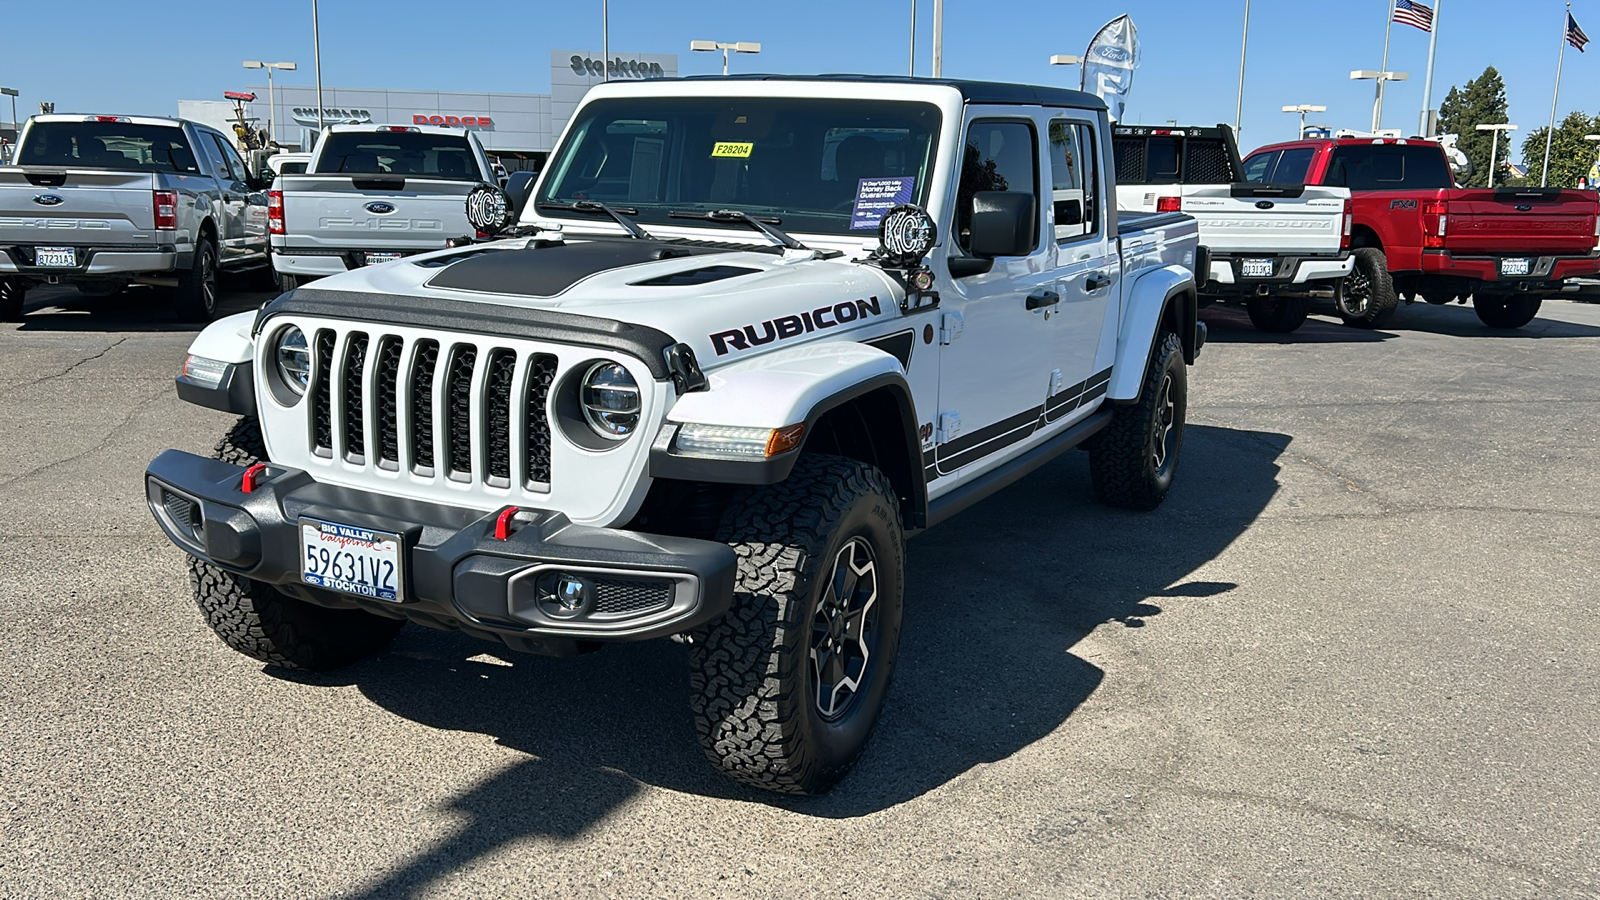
[145,450,737,656]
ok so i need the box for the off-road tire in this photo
[1245,295,1309,333]
[1335,248,1398,329]
[175,236,220,322]
[690,455,906,795]
[0,278,24,321]
[1473,293,1542,329]
[276,271,299,292]
[188,415,404,670]
[1089,331,1186,510]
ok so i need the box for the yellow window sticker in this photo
[712,142,754,158]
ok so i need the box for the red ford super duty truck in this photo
[1244,137,1600,329]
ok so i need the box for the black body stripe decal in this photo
[924,366,1112,481]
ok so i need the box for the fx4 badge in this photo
[710,297,883,355]
[1390,199,1419,210]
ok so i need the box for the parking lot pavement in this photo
[1,292,1597,899]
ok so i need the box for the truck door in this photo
[215,138,269,259]
[199,131,252,264]
[1043,115,1116,423]
[931,116,1057,482]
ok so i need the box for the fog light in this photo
[556,573,589,610]
[537,570,593,617]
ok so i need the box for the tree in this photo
[1520,111,1600,188]
[1437,67,1509,188]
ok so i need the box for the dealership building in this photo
[180,50,678,170]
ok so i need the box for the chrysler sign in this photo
[290,107,372,125]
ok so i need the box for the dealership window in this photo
[317,131,479,179]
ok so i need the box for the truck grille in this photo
[309,329,556,491]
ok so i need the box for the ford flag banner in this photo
[1081,15,1139,123]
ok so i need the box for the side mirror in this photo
[503,171,538,220]
[1055,198,1083,227]
[968,191,1037,258]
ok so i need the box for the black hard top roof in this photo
[670,74,1107,111]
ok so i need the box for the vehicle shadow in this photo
[1373,297,1600,338]
[1199,304,1394,344]
[11,283,271,333]
[287,423,1288,899]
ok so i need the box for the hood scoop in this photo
[425,239,752,298]
[629,265,759,287]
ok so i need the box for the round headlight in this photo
[580,361,640,439]
[274,326,310,396]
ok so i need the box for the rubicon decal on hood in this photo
[711,296,883,355]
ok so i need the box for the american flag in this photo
[1392,0,1434,32]
[1569,12,1590,52]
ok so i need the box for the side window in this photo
[1241,151,1278,183]
[956,119,1038,253]
[1146,137,1181,182]
[1272,147,1315,183]
[1075,123,1101,238]
[218,140,250,185]
[1049,119,1099,242]
[196,133,229,179]
[205,134,242,182]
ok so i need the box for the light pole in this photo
[1282,104,1326,139]
[242,61,297,146]
[1236,0,1251,133]
[1351,69,1409,133]
[311,0,324,132]
[690,40,761,76]
[1048,54,1083,86]
[932,0,943,77]
[1476,123,1517,188]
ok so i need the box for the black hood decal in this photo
[424,239,762,298]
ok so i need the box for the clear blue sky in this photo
[1,0,1593,162]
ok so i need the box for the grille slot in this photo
[525,354,557,488]
[373,336,402,469]
[409,340,440,472]
[444,345,477,480]
[341,332,369,461]
[311,329,335,455]
[484,349,516,485]
[591,577,674,617]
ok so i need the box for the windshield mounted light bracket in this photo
[866,204,940,313]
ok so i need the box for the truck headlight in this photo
[273,326,310,396]
[580,361,640,439]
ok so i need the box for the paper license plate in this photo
[1241,258,1274,277]
[1500,257,1531,276]
[35,246,77,267]
[363,252,404,266]
[299,518,404,602]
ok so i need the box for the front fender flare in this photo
[1107,264,1197,402]
[176,311,258,415]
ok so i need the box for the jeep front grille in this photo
[309,330,555,491]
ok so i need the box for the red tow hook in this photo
[241,463,269,494]
[493,506,522,540]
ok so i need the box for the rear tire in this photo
[1473,293,1542,329]
[1245,295,1309,333]
[277,272,300,292]
[188,416,404,670]
[690,455,905,795]
[175,236,219,322]
[1089,331,1186,510]
[1336,248,1398,329]
[0,278,24,321]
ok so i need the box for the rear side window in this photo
[1049,119,1100,242]
[317,131,478,179]
[18,121,200,173]
[1242,150,1278,183]
[1243,147,1316,184]
[1325,144,1452,191]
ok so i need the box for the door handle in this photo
[1085,274,1112,292]
[1026,289,1060,310]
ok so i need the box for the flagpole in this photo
[1235,0,1250,134]
[1543,3,1570,186]
[1374,0,1396,132]
[1419,0,1441,136]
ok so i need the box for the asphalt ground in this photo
[1,282,1597,899]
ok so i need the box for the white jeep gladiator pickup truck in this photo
[1113,124,1353,333]
[0,114,272,321]
[146,76,1206,795]
[270,123,497,289]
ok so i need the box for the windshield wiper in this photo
[668,208,810,251]
[537,200,653,240]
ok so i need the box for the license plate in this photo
[35,246,77,267]
[299,518,404,602]
[1241,258,1274,278]
[1501,257,1531,276]
[363,252,404,266]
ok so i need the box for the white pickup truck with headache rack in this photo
[270,123,498,290]
[1113,124,1354,333]
[147,75,1206,795]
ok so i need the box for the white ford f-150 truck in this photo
[270,123,497,289]
[146,76,1206,795]
[1113,124,1353,333]
[0,114,272,321]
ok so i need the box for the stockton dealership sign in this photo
[569,55,667,78]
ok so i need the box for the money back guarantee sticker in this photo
[850,176,916,230]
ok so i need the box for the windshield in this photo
[18,122,200,173]
[536,97,942,235]
[317,131,479,179]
